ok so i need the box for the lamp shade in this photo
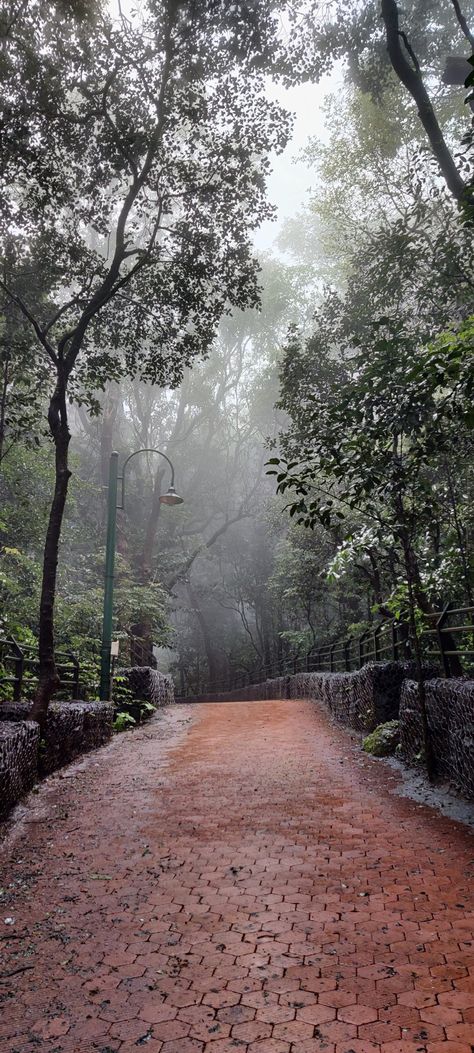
[159,486,184,506]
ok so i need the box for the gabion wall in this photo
[400,678,474,798]
[80,701,115,752]
[0,720,40,818]
[126,667,174,707]
[0,700,114,774]
[288,663,432,731]
[180,664,410,731]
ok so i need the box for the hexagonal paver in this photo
[296,1004,336,1025]
[217,1003,255,1025]
[231,1019,272,1042]
[337,1003,379,1025]
[151,1018,191,1042]
[139,1003,178,1025]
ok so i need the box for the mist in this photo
[1,0,473,705]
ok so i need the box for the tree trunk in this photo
[393,495,436,779]
[405,565,436,783]
[445,458,473,607]
[0,352,9,466]
[129,466,165,665]
[381,0,470,207]
[129,630,154,667]
[142,466,165,580]
[187,583,219,693]
[31,385,71,727]
[100,384,121,489]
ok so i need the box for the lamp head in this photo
[160,485,184,506]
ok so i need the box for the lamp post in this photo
[99,449,183,702]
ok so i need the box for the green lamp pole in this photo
[99,449,183,702]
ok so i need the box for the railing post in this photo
[399,620,411,659]
[100,452,119,701]
[373,623,383,661]
[68,652,80,699]
[391,621,397,661]
[11,638,24,702]
[344,637,352,672]
[436,603,453,678]
[358,631,366,668]
[330,643,336,672]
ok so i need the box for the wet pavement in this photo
[0,699,473,1053]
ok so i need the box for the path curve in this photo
[0,699,473,1053]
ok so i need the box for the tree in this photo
[282,0,474,207]
[380,0,472,206]
[0,0,290,721]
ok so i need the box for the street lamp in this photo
[99,449,184,702]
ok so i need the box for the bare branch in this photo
[0,280,58,364]
[168,511,251,590]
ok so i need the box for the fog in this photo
[1,0,473,702]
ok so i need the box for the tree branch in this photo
[0,280,58,364]
[56,6,177,371]
[168,511,251,590]
[381,0,469,206]
[450,0,474,50]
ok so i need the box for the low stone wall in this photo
[125,667,174,707]
[288,664,416,731]
[180,664,414,731]
[0,720,40,819]
[81,701,115,752]
[0,700,114,791]
[400,678,474,798]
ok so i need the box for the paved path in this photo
[0,700,473,1053]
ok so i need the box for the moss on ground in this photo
[363,720,399,757]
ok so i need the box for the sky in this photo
[253,75,337,253]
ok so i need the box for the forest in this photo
[0,0,473,712]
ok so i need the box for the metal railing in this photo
[177,604,474,698]
[421,603,474,678]
[0,637,80,702]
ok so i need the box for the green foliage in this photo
[111,674,133,710]
[1,0,473,704]
[266,49,474,680]
[271,199,474,615]
[1,0,292,398]
[113,711,136,733]
[0,663,14,700]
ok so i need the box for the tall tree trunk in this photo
[395,517,436,779]
[393,490,436,780]
[0,352,9,466]
[405,573,436,782]
[381,0,470,206]
[142,466,165,580]
[445,458,473,607]
[130,465,165,665]
[187,583,219,693]
[450,0,474,50]
[31,381,71,727]
[100,384,121,489]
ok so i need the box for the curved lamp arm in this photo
[118,448,178,509]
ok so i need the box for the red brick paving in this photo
[0,699,473,1053]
